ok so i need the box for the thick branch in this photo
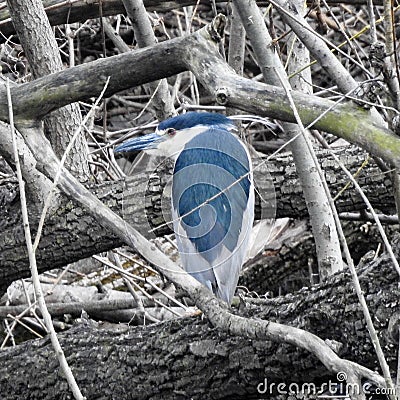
[0,251,396,399]
[6,0,89,179]
[0,19,399,168]
[0,146,395,296]
[121,0,175,120]
[0,0,386,37]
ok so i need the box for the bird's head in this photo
[114,112,235,156]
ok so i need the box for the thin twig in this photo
[0,299,158,318]
[367,0,377,42]
[6,79,85,400]
[330,152,400,276]
[110,252,160,324]
[339,211,399,224]
[6,314,43,339]
[0,301,37,349]
[32,77,111,253]
[273,71,397,400]
[92,254,187,315]
[333,156,370,201]
[2,319,16,347]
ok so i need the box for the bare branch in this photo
[0,0,390,37]
[0,18,399,168]
[6,78,85,400]
[6,0,90,179]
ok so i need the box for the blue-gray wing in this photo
[171,128,254,303]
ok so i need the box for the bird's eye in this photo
[166,128,176,136]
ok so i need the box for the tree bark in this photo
[232,0,343,278]
[0,249,398,399]
[121,0,175,120]
[0,147,395,296]
[240,219,398,295]
[6,0,90,180]
[0,0,388,38]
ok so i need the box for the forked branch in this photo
[0,16,398,167]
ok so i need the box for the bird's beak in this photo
[114,132,165,153]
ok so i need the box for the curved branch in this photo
[0,17,399,168]
[1,249,397,398]
[6,0,89,179]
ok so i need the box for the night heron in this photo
[115,112,254,304]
